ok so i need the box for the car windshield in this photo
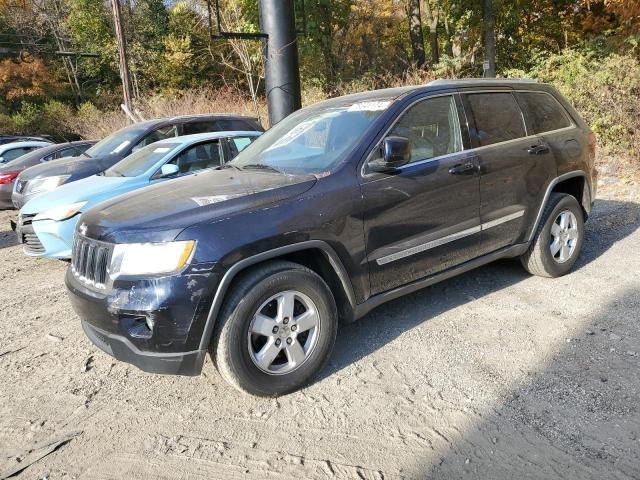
[85,125,148,158]
[229,100,391,174]
[104,143,180,177]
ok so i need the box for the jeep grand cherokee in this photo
[66,79,597,396]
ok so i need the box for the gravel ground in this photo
[1,183,640,480]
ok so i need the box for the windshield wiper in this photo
[240,163,281,173]
[218,164,242,171]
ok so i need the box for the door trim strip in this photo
[375,209,526,266]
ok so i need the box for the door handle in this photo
[528,144,550,155]
[448,162,476,175]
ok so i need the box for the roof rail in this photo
[427,78,538,86]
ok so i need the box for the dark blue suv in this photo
[66,80,597,396]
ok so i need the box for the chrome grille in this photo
[71,235,113,288]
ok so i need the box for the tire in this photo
[520,192,584,278]
[210,260,338,396]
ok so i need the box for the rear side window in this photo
[182,121,216,135]
[214,119,254,131]
[516,92,572,134]
[465,92,527,147]
[2,147,36,162]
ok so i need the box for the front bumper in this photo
[17,215,77,259]
[65,264,218,376]
[0,184,14,209]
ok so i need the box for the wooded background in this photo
[0,0,638,168]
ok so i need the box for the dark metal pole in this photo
[259,0,302,125]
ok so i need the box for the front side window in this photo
[516,92,572,134]
[156,140,224,177]
[105,142,180,177]
[229,101,389,174]
[389,95,463,163]
[465,92,527,147]
[134,125,179,150]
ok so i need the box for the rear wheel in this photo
[211,261,337,396]
[520,193,584,277]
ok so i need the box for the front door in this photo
[360,94,482,295]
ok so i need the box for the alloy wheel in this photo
[247,290,321,375]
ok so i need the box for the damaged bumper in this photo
[65,264,218,376]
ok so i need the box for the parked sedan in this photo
[0,141,52,165]
[17,131,260,259]
[1,141,96,211]
[12,114,264,209]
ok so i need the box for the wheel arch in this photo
[198,240,357,351]
[527,170,591,243]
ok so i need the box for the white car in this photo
[0,141,52,165]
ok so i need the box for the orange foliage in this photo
[0,57,52,101]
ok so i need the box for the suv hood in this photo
[81,169,317,243]
[19,154,119,181]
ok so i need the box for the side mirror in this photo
[368,136,411,173]
[159,163,179,177]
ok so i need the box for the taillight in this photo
[0,171,19,185]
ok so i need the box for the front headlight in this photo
[35,201,87,221]
[25,175,71,195]
[110,240,196,277]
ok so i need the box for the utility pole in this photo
[259,0,302,125]
[111,0,134,116]
[483,0,496,77]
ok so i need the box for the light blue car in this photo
[17,131,260,259]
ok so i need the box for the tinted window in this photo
[228,136,258,157]
[164,140,224,175]
[516,92,572,133]
[389,95,463,163]
[465,92,527,147]
[134,125,179,150]
[182,121,216,135]
[214,119,253,131]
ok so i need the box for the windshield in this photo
[85,125,148,158]
[229,100,391,174]
[104,143,180,177]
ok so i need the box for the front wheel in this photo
[520,193,585,278]
[211,261,337,396]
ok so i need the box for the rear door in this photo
[360,93,482,295]
[461,90,555,254]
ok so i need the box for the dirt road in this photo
[1,184,640,479]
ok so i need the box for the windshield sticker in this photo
[154,147,171,153]
[347,101,391,112]
[112,140,131,154]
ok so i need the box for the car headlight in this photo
[34,201,87,221]
[25,175,71,195]
[110,240,196,277]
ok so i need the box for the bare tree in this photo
[483,0,496,77]
[213,0,264,119]
[422,0,440,65]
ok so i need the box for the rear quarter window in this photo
[465,92,527,147]
[515,91,572,134]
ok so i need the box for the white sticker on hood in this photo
[192,194,241,206]
[347,101,391,112]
